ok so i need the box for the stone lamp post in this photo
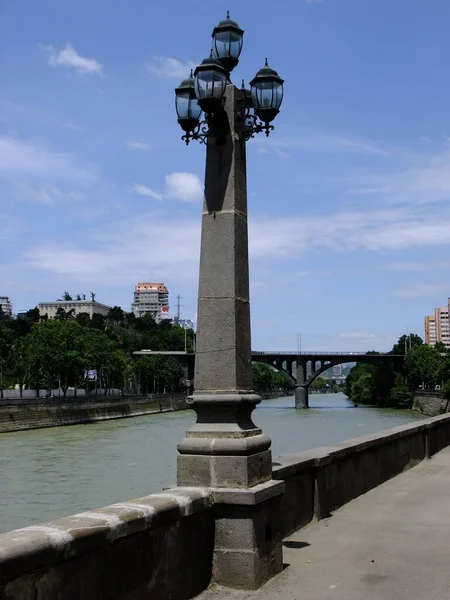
[174,13,285,590]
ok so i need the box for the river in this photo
[0,393,424,533]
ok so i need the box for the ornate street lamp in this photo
[174,14,285,591]
[211,11,244,72]
[193,53,229,113]
[250,58,284,134]
[174,70,202,135]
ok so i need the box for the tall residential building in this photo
[0,296,12,316]
[132,283,169,322]
[425,300,450,348]
[38,300,111,319]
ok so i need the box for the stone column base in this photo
[295,386,309,409]
[211,479,285,589]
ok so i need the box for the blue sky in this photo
[1,0,450,352]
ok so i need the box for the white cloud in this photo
[130,184,163,201]
[145,57,197,79]
[126,141,151,151]
[42,43,103,75]
[165,172,203,203]
[0,137,95,182]
[392,284,450,299]
[265,132,388,156]
[346,187,391,195]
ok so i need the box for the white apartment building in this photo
[132,283,169,322]
[425,299,450,349]
[38,300,112,319]
[0,296,12,316]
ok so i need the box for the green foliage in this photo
[1,308,196,396]
[310,376,328,391]
[390,374,413,409]
[391,334,423,355]
[251,362,292,392]
[344,333,450,409]
[404,344,443,389]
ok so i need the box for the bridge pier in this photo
[295,386,309,409]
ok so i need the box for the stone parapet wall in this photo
[3,414,450,598]
[0,395,189,434]
[0,488,214,600]
[273,413,450,537]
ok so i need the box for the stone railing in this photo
[2,414,450,598]
[0,488,213,600]
[273,414,450,536]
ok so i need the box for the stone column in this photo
[177,83,284,590]
[295,359,309,408]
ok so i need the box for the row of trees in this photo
[0,305,293,398]
[0,307,192,398]
[344,335,450,409]
[251,362,293,393]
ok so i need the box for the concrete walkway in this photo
[198,447,450,600]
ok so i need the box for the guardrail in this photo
[252,351,404,357]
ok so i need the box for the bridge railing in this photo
[252,351,403,357]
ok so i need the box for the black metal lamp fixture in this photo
[174,13,284,144]
[211,11,244,72]
[175,70,202,134]
[250,59,284,127]
[193,52,229,114]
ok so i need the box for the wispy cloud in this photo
[130,184,163,201]
[130,172,203,203]
[0,136,95,182]
[392,284,450,299]
[126,141,151,151]
[41,43,103,75]
[346,186,391,196]
[265,132,388,156]
[145,57,197,79]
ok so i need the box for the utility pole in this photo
[175,294,183,325]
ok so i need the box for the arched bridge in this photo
[132,350,405,408]
[252,351,405,408]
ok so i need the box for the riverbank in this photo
[0,394,189,434]
[0,390,293,434]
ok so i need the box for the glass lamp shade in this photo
[194,55,228,113]
[250,59,284,124]
[175,72,202,132]
[212,12,244,72]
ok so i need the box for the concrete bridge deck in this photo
[198,446,450,600]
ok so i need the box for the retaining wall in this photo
[2,414,450,599]
[412,392,448,417]
[0,395,189,434]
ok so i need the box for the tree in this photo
[54,307,75,321]
[310,376,328,391]
[390,375,413,409]
[61,291,72,301]
[76,312,91,327]
[107,306,125,325]
[405,345,442,390]
[391,334,423,355]
[90,313,105,330]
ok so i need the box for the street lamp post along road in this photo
[174,13,285,590]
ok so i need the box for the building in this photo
[425,299,450,348]
[131,283,169,322]
[0,296,12,316]
[38,300,112,319]
[178,319,194,330]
